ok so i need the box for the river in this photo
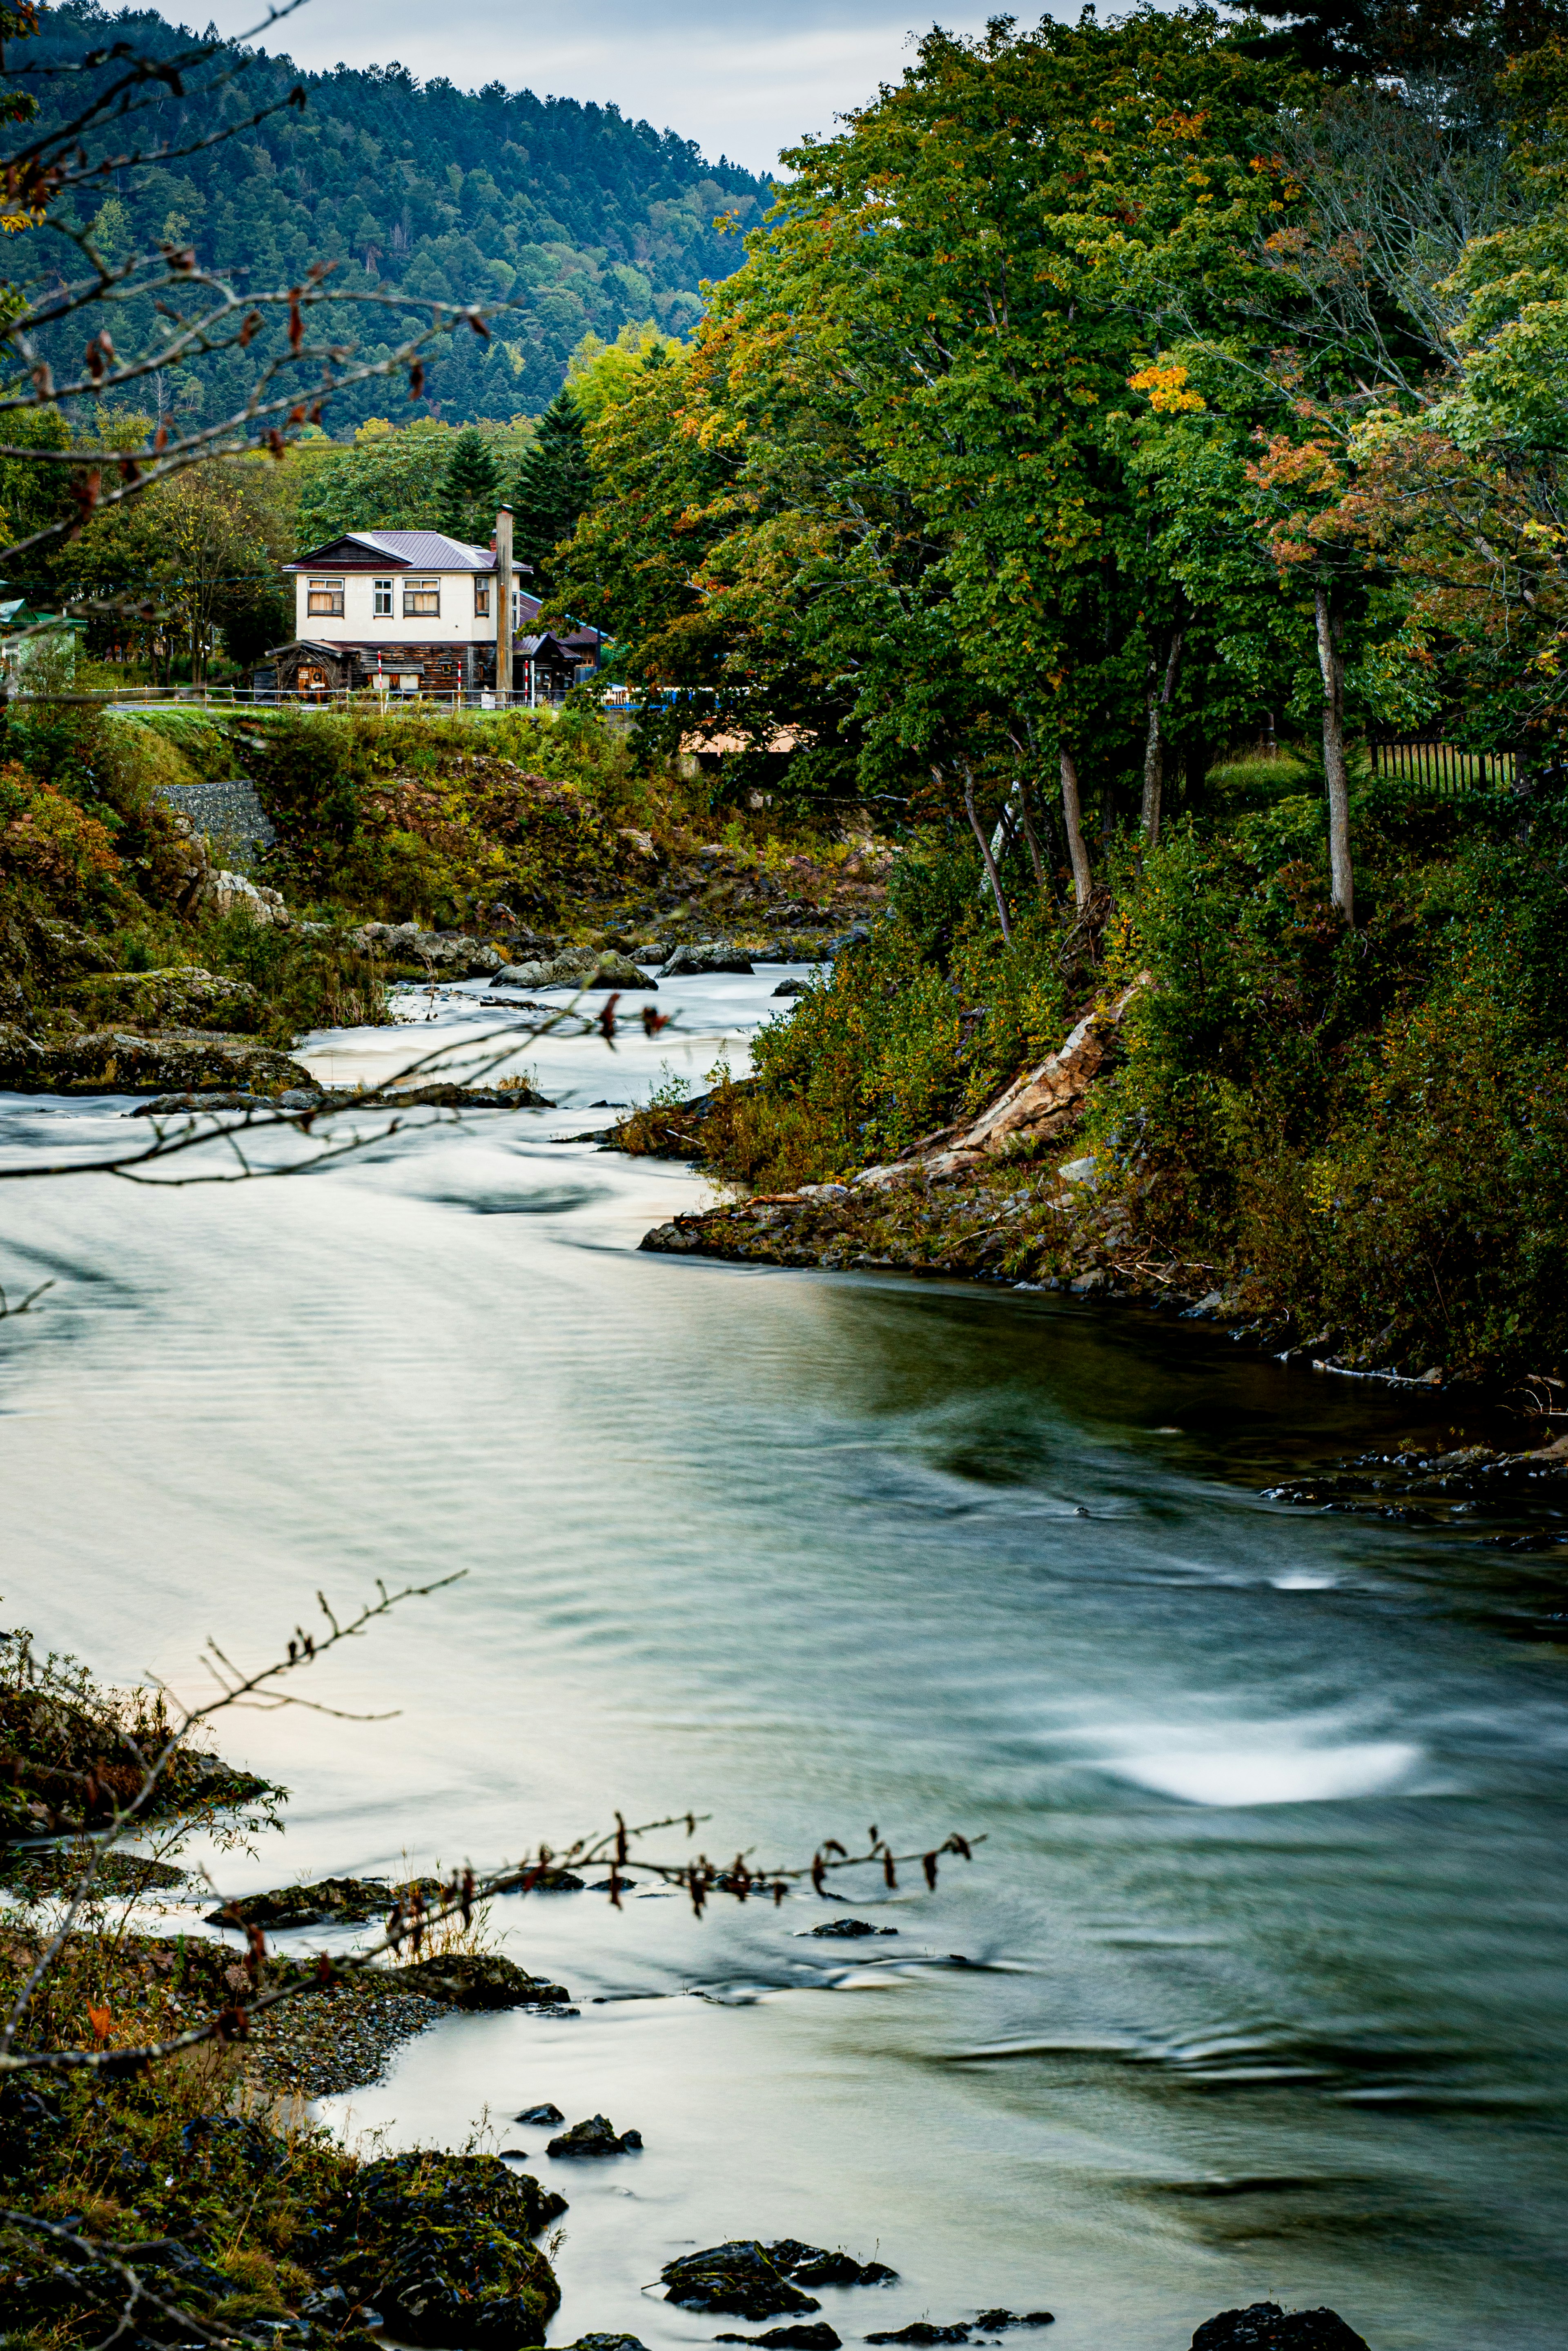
[3,965,1565,2351]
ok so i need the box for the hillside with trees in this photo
[11,2,769,428]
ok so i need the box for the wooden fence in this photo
[1370,736,1515,796]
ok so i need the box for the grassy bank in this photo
[0,1628,569,2350]
[0,694,888,1095]
[630,775,1568,1393]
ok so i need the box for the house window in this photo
[373,578,393,617]
[402,577,439,617]
[306,578,344,617]
[473,577,490,617]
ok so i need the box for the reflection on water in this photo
[2,970,1565,2351]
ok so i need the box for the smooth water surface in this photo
[3,967,1565,2351]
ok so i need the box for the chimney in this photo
[494,504,513,702]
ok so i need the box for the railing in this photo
[1370,735,1516,796]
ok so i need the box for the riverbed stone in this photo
[385,1954,572,2009]
[546,2113,642,2157]
[716,2327,842,2349]
[662,2245,820,2320]
[0,1027,316,1096]
[1191,2307,1369,2351]
[662,940,754,976]
[336,2151,564,2349]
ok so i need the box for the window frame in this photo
[372,577,394,617]
[473,576,490,618]
[402,577,440,618]
[305,577,345,617]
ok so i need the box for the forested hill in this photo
[18,4,771,422]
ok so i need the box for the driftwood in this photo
[853,974,1150,1190]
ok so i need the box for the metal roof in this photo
[289,530,529,573]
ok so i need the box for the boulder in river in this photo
[662,940,754,976]
[1191,2309,1368,2351]
[516,2103,565,2126]
[385,1954,572,2010]
[546,2113,642,2157]
[493,949,655,992]
[662,2245,821,2320]
[716,2327,842,2349]
[865,2329,973,2346]
[806,1919,898,1939]
[336,2151,563,2349]
[0,1027,316,1096]
[772,977,810,997]
[561,2338,650,2351]
[205,1874,433,1930]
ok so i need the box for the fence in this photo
[1370,736,1515,796]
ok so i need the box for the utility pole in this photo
[494,503,513,703]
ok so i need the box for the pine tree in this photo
[438,426,502,545]
[508,392,593,587]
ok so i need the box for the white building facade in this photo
[272,530,542,699]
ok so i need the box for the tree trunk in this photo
[1059,749,1093,912]
[1140,624,1185,848]
[1314,580,1354,923]
[958,760,1012,943]
[1015,772,1050,899]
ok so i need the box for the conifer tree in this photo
[439,426,503,544]
[508,392,593,585]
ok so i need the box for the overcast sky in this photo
[204,0,1043,175]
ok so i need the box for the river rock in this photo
[385,1954,572,2009]
[352,922,504,977]
[337,2151,563,2350]
[662,940,754,976]
[0,1027,316,1096]
[716,2327,842,2349]
[546,2113,642,2157]
[515,2103,565,2126]
[69,965,264,1034]
[806,1919,898,1939]
[1191,2309,1368,2351]
[662,2246,820,2320]
[562,2337,650,2351]
[493,949,655,992]
[866,2329,971,2347]
[772,977,810,997]
[204,1874,432,1930]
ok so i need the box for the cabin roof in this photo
[287,530,522,573]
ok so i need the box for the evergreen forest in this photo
[10,1,768,426]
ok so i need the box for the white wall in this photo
[294,569,530,645]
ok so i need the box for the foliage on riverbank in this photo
[0,693,889,1086]
[649,779,1568,1388]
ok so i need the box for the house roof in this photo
[287,531,531,574]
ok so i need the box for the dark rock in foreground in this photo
[386,1954,572,2010]
[0,1023,314,1096]
[334,2150,564,2349]
[546,2113,643,2157]
[664,2242,897,2320]
[806,1919,898,1939]
[662,2245,821,2320]
[516,2102,566,2126]
[561,2337,650,2351]
[866,2328,972,2346]
[206,1874,437,1930]
[1192,2309,1368,2351]
[717,2326,842,2349]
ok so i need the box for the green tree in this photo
[296,420,454,545]
[508,390,592,586]
[438,425,502,544]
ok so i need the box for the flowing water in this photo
[4,967,1566,2351]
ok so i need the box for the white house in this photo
[271,530,543,700]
